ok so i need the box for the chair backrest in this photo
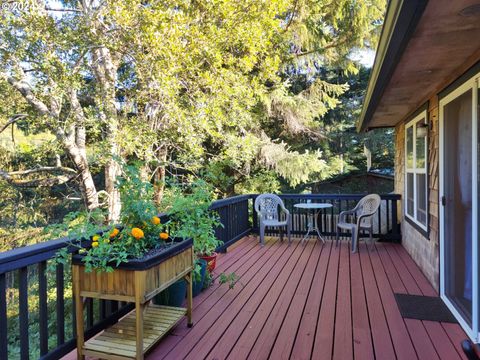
[356,194,381,218]
[254,194,285,221]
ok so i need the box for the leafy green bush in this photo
[164,180,223,256]
[47,163,170,272]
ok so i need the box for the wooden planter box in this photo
[72,238,194,360]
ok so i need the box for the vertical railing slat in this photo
[56,263,65,346]
[392,197,399,239]
[386,199,391,233]
[19,267,29,360]
[38,261,48,356]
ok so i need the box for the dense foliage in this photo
[0,1,392,358]
[0,0,387,233]
[164,180,222,256]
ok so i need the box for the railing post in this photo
[251,195,258,233]
[391,197,401,242]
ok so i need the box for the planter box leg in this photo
[136,301,144,360]
[186,272,193,327]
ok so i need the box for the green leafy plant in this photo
[165,179,223,256]
[164,180,240,291]
[219,272,241,290]
[48,163,171,272]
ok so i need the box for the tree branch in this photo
[1,72,52,117]
[284,0,299,32]
[0,167,76,188]
[8,166,77,176]
[0,114,28,134]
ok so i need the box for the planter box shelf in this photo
[83,305,186,359]
[72,238,194,360]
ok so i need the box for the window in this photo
[405,111,428,230]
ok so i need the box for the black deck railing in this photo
[0,193,400,359]
[252,193,401,242]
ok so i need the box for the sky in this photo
[351,49,376,68]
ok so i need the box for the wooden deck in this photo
[70,236,468,360]
[147,236,468,360]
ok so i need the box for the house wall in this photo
[395,96,440,291]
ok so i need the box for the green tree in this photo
[0,0,386,217]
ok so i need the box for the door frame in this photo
[439,73,479,342]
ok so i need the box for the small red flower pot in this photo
[199,252,218,273]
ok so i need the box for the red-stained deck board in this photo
[367,243,417,360]
[173,236,280,336]
[157,239,290,359]
[350,245,375,360]
[383,243,423,295]
[311,239,341,360]
[392,243,437,296]
[358,242,397,360]
[142,237,468,360]
[268,240,324,360]
[211,239,309,359]
[186,240,307,360]
[392,244,468,359]
[442,322,470,360]
[388,244,469,360]
[246,240,317,360]
[290,242,333,360]
[423,321,462,360]
[376,243,440,360]
[150,236,282,358]
[332,242,353,360]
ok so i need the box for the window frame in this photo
[404,110,429,232]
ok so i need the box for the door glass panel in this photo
[444,89,473,325]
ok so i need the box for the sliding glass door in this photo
[440,76,479,341]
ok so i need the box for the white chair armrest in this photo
[339,209,355,223]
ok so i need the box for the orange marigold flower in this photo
[92,235,100,242]
[92,241,99,248]
[151,216,161,225]
[110,228,119,238]
[131,228,144,240]
[159,232,169,240]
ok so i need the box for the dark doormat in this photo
[394,293,457,323]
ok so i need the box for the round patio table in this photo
[294,203,333,244]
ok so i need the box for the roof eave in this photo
[357,0,428,132]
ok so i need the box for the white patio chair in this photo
[336,194,381,253]
[254,194,292,246]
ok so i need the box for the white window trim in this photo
[404,110,428,231]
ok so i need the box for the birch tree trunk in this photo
[3,74,99,210]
